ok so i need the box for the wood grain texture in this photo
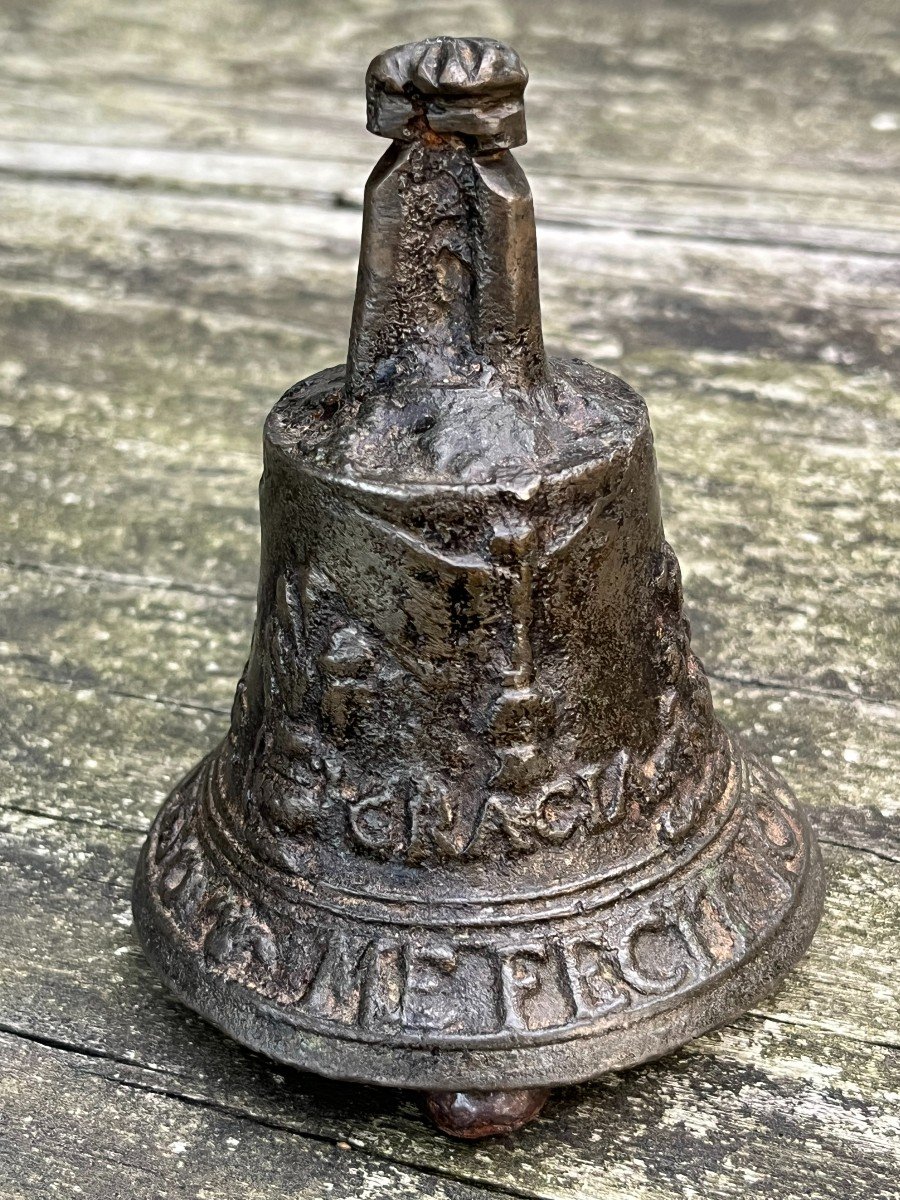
[0,176,896,700]
[1,809,897,1200]
[1,0,897,1196]
[2,596,897,851]
[0,0,897,198]
[1,1036,497,1200]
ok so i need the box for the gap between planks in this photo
[0,1027,554,1200]
[1,140,899,258]
[0,1032,530,1200]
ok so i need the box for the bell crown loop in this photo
[341,34,550,475]
[366,36,528,151]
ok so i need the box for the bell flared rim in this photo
[132,738,823,1091]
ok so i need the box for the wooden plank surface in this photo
[1,1,898,1197]
[1,0,897,198]
[2,807,898,1199]
[1,176,895,699]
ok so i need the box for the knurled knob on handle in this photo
[366,36,528,152]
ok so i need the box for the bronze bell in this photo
[133,36,824,1138]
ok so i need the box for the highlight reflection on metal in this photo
[133,35,824,1139]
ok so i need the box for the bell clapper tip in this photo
[425,1087,552,1138]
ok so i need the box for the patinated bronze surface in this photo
[132,36,825,1137]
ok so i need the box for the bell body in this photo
[134,358,822,1090]
[133,37,823,1098]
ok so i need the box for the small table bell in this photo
[133,35,824,1138]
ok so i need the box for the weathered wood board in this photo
[2,806,899,1198]
[1,0,897,199]
[1,177,896,698]
[0,0,897,1197]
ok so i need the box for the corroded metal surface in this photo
[133,36,824,1130]
[426,1088,552,1139]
